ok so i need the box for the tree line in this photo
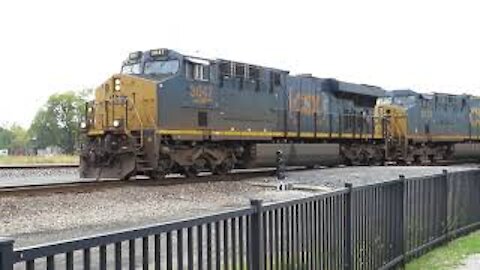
[0,90,92,155]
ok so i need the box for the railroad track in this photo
[0,167,306,196]
[0,164,78,169]
[1,160,477,196]
[0,157,475,170]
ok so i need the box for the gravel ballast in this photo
[0,167,79,187]
[258,165,478,188]
[0,165,477,247]
[1,179,311,247]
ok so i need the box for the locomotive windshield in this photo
[376,96,417,108]
[392,96,417,107]
[121,63,142,75]
[144,60,179,76]
[376,97,392,105]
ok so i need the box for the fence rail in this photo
[1,169,480,270]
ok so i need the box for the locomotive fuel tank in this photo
[247,143,340,167]
[453,143,480,160]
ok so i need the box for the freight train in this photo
[79,48,480,179]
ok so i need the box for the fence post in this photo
[276,150,286,180]
[250,199,265,270]
[344,183,353,270]
[0,237,14,270]
[399,174,406,268]
[443,169,451,242]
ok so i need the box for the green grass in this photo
[407,230,480,270]
[0,155,79,165]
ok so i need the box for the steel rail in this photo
[0,167,308,196]
[0,157,475,170]
[0,164,78,169]
[0,160,476,195]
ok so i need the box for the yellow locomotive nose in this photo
[86,74,158,135]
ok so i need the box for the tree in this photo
[0,126,13,149]
[30,90,89,154]
[9,124,30,154]
[10,124,29,148]
[29,109,60,149]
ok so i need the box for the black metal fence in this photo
[1,169,480,270]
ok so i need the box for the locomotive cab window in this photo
[121,63,142,75]
[194,64,209,81]
[185,58,210,81]
[144,60,179,76]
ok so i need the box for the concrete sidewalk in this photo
[457,254,480,270]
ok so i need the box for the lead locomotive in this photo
[80,48,480,179]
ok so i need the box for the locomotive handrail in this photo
[130,98,144,148]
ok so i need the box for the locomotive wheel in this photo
[213,157,234,175]
[148,170,166,180]
[182,166,199,178]
[192,157,208,173]
[149,156,173,180]
[358,151,369,165]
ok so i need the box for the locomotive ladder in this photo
[131,130,153,175]
[383,115,408,161]
[129,99,155,175]
[113,95,152,175]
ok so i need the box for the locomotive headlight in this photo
[113,120,121,128]
[80,122,87,129]
[114,78,121,91]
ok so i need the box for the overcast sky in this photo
[1,0,479,127]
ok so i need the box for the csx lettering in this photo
[190,85,213,105]
[289,93,321,116]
